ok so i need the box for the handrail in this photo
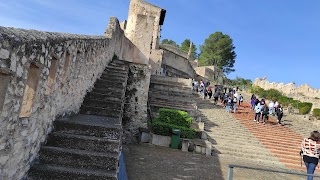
[227,164,320,180]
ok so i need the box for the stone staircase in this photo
[233,102,311,171]
[148,75,199,120]
[27,59,129,180]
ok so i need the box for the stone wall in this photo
[194,66,224,85]
[0,17,148,180]
[161,47,197,79]
[253,78,320,110]
[124,0,165,60]
[123,63,151,143]
[159,44,189,59]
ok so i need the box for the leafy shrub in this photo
[278,96,292,107]
[152,120,196,139]
[156,108,193,127]
[298,102,313,115]
[313,109,320,119]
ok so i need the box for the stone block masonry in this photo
[0,16,148,180]
[123,63,151,143]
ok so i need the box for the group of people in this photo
[191,79,244,113]
[192,80,320,179]
[250,94,284,126]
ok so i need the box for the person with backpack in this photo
[226,96,232,113]
[213,90,219,105]
[199,81,205,97]
[300,131,320,180]
[232,96,237,113]
[254,102,262,123]
[277,105,284,126]
[261,103,269,125]
[239,94,244,106]
[207,86,213,99]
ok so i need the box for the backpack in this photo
[278,108,283,115]
[233,97,237,103]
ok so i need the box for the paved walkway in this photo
[123,144,309,180]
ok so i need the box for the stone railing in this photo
[0,17,148,180]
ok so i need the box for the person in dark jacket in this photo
[276,105,284,126]
[261,104,269,125]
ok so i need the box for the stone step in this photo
[209,131,301,145]
[80,105,121,118]
[46,132,121,153]
[91,87,124,95]
[101,71,127,79]
[94,81,125,90]
[149,89,197,98]
[213,138,300,150]
[105,65,127,71]
[150,102,196,112]
[218,125,302,139]
[150,75,191,86]
[100,74,126,82]
[86,91,123,102]
[150,81,192,90]
[103,69,128,76]
[149,96,196,105]
[83,93,123,102]
[104,64,128,74]
[82,99,122,110]
[53,115,122,139]
[96,79,125,86]
[111,59,127,65]
[148,94,196,104]
[38,146,119,170]
[27,164,117,180]
[213,147,282,165]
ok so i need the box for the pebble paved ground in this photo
[124,90,320,180]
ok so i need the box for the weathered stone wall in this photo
[123,63,151,143]
[125,0,165,60]
[161,48,197,79]
[0,17,148,180]
[159,44,189,59]
[194,66,224,85]
[253,78,320,110]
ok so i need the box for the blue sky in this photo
[1,0,319,89]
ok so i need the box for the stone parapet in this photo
[0,16,148,180]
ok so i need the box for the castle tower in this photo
[123,0,166,60]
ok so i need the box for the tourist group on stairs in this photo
[251,93,284,126]
[191,79,243,113]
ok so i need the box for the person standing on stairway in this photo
[301,131,320,180]
[261,103,269,125]
[254,102,262,123]
[276,105,284,126]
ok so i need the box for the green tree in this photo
[161,39,179,48]
[180,39,198,59]
[198,32,236,74]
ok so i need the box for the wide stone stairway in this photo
[27,59,128,180]
[148,75,199,121]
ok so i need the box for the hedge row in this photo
[250,86,313,114]
[152,120,196,139]
[156,108,193,127]
[151,108,196,139]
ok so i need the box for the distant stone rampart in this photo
[253,78,320,110]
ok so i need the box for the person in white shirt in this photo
[268,101,274,115]
[254,102,262,123]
